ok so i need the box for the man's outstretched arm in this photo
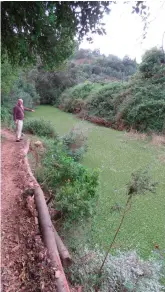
[24,107,35,112]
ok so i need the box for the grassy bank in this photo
[26,105,165,258]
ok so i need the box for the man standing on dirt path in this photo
[13,98,35,142]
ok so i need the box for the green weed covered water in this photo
[26,105,165,257]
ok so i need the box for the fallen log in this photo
[34,186,70,292]
[53,225,72,267]
[23,139,70,292]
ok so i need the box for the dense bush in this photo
[1,54,40,130]
[60,82,102,102]
[1,54,19,113]
[61,127,88,161]
[35,69,76,105]
[139,47,165,78]
[1,62,40,130]
[10,77,40,108]
[36,138,99,223]
[121,90,165,132]
[69,246,164,291]
[1,54,40,110]
[59,82,103,112]
[60,98,87,114]
[1,106,12,126]
[1,55,19,100]
[87,82,125,120]
[23,119,57,138]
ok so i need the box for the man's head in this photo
[17,99,23,106]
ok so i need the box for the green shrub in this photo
[68,246,164,292]
[9,77,40,108]
[36,139,99,223]
[1,54,19,98]
[59,82,103,112]
[23,119,57,138]
[60,97,87,113]
[117,83,165,132]
[61,127,88,161]
[139,48,165,79]
[123,99,165,132]
[87,82,124,120]
[55,169,98,221]
[1,106,12,126]
[36,70,76,105]
[61,82,93,100]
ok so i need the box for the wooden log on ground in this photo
[52,225,72,267]
[34,186,70,292]
[23,140,70,292]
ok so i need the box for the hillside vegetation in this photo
[35,48,137,105]
[1,48,137,126]
[1,47,165,134]
[59,48,165,133]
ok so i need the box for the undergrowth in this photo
[23,119,57,138]
[66,170,163,292]
[26,119,99,224]
[68,245,164,292]
[35,137,99,224]
[1,106,12,126]
[59,82,103,113]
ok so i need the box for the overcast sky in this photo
[80,1,165,62]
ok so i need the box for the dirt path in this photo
[1,129,56,291]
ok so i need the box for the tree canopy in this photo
[2,1,147,68]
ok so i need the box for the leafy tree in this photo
[139,47,165,78]
[92,65,102,75]
[10,76,40,107]
[1,1,147,68]
[35,69,76,105]
[1,55,40,109]
[1,54,19,99]
[73,49,93,60]
[1,1,111,67]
